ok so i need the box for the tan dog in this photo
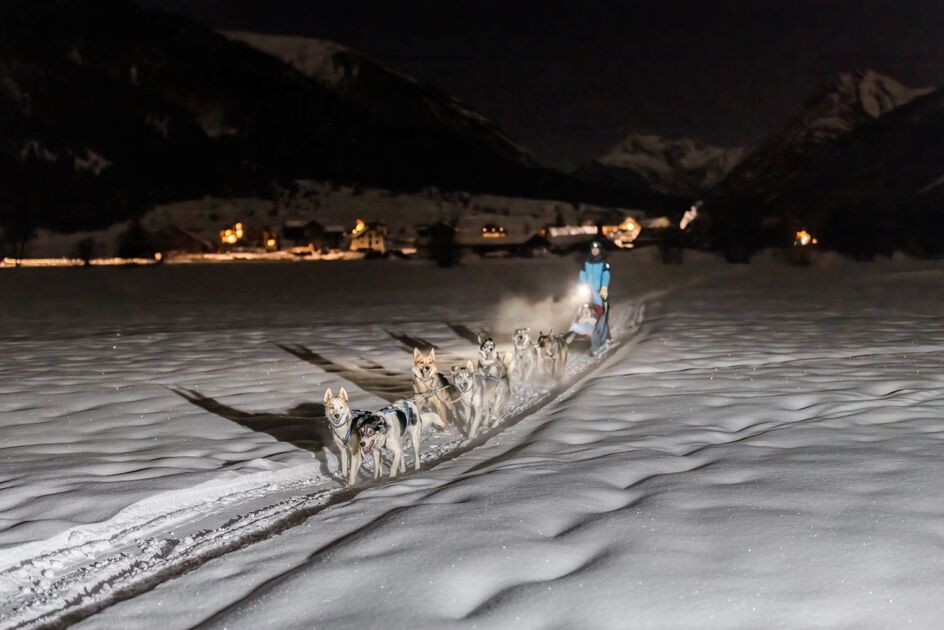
[412,348,455,426]
[323,387,361,484]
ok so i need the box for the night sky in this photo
[142,0,944,169]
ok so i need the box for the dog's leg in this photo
[389,442,403,477]
[492,380,510,423]
[411,427,421,471]
[442,393,457,422]
[431,396,449,427]
[348,448,361,485]
[470,403,484,438]
[372,450,382,480]
[459,401,472,435]
[337,438,349,479]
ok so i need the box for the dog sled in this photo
[568,285,611,355]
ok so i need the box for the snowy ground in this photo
[4,251,944,628]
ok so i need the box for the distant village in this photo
[1,185,671,266]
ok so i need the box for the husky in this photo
[323,388,443,484]
[510,327,539,383]
[476,334,511,427]
[355,399,444,481]
[322,387,363,485]
[412,348,455,426]
[537,330,576,380]
[451,360,488,437]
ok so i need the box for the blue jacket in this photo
[579,259,610,305]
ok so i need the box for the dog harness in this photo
[334,409,373,445]
[378,400,417,435]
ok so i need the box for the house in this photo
[282,219,346,252]
[346,219,388,253]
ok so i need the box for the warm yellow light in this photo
[352,219,366,235]
[154,252,163,261]
[795,230,816,247]
[266,238,276,248]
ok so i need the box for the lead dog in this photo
[412,348,455,426]
[323,387,363,484]
[510,327,539,383]
[451,360,488,437]
[323,388,444,484]
[477,334,511,428]
[537,330,576,380]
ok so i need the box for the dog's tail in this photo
[563,331,577,345]
[420,411,446,430]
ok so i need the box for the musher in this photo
[578,239,611,355]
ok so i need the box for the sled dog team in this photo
[324,329,577,485]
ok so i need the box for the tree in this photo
[74,237,96,266]
[117,220,154,259]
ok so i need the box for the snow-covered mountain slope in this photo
[715,70,933,202]
[577,133,744,197]
[2,0,663,235]
[223,31,536,168]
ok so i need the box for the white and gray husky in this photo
[510,327,539,383]
[476,333,511,427]
[537,330,576,380]
[412,348,455,426]
[323,388,443,484]
[451,360,488,437]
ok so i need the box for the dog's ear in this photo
[429,348,436,361]
[323,388,333,404]
[339,387,348,402]
[525,327,531,334]
[413,347,422,360]
[477,332,488,345]
[451,365,460,374]
[467,359,475,372]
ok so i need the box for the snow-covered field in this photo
[4,251,944,628]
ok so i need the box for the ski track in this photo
[0,298,649,630]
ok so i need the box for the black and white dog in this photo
[451,360,488,437]
[510,327,539,383]
[537,330,576,380]
[323,388,443,484]
[476,333,511,428]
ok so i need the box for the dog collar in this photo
[334,410,371,445]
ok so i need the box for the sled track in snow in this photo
[1,306,650,630]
